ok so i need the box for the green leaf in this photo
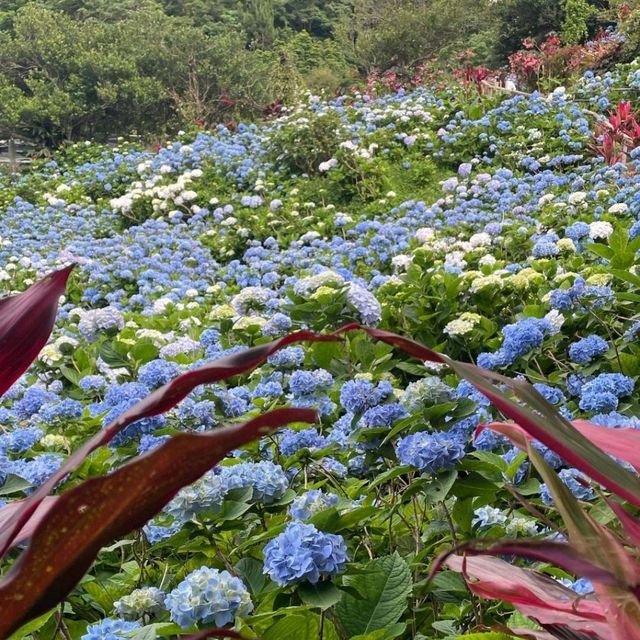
[296,580,342,609]
[335,553,412,636]
[6,610,54,640]
[235,557,266,596]
[263,612,339,640]
[350,624,406,640]
[0,475,32,495]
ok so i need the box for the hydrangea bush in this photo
[1,63,640,639]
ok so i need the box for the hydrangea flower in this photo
[263,522,348,586]
[290,489,339,520]
[396,431,465,473]
[568,335,608,364]
[81,618,141,640]
[165,567,253,628]
[541,468,595,505]
[114,587,166,620]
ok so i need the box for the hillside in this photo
[1,59,640,639]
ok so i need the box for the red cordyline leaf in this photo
[0,330,338,557]
[0,497,57,549]
[0,407,317,637]
[445,555,612,638]
[0,264,74,399]
[335,325,640,508]
[571,419,640,472]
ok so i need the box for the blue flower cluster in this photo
[396,431,466,473]
[263,522,348,586]
[165,566,253,628]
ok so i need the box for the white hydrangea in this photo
[544,309,565,335]
[444,313,482,337]
[415,227,435,244]
[608,202,629,215]
[568,191,587,205]
[589,221,614,240]
[469,232,491,248]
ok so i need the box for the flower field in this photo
[3,60,640,640]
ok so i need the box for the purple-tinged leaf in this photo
[0,408,317,637]
[0,265,73,398]
[445,554,611,636]
[0,330,338,556]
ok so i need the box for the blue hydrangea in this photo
[473,505,507,528]
[579,373,634,413]
[78,375,107,393]
[289,369,333,397]
[359,403,408,429]
[290,489,339,520]
[165,567,253,628]
[396,431,466,473]
[138,359,181,389]
[279,428,327,456]
[138,434,170,455]
[38,399,84,422]
[532,383,566,406]
[339,379,392,414]
[565,221,590,241]
[346,284,381,326]
[541,468,595,505]
[81,618,141,640]
[0,427,42,453]
[263,522,348,586]
[532,239,559,258]
[11,454,63,487]
[568,335,608,364]
[267,347,305,368]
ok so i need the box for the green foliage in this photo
[336,553,413,636]
[562,0,596,44]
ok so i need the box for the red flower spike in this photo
[0,265,74,398]
[0,408,317,637]
[0,329,338,557]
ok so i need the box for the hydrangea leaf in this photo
[296,580,342,609]
[335,552,412,636]
[0,408,318,637]
[0,265,73,398]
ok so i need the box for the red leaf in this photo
[0,408,317,637]
[0,265,73,398]
[464,540,621,589]
[0,330,338,556]
[571,420,640,472]
[334,325,640,508]
[445,555,612,636]
[0,497,57,549]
